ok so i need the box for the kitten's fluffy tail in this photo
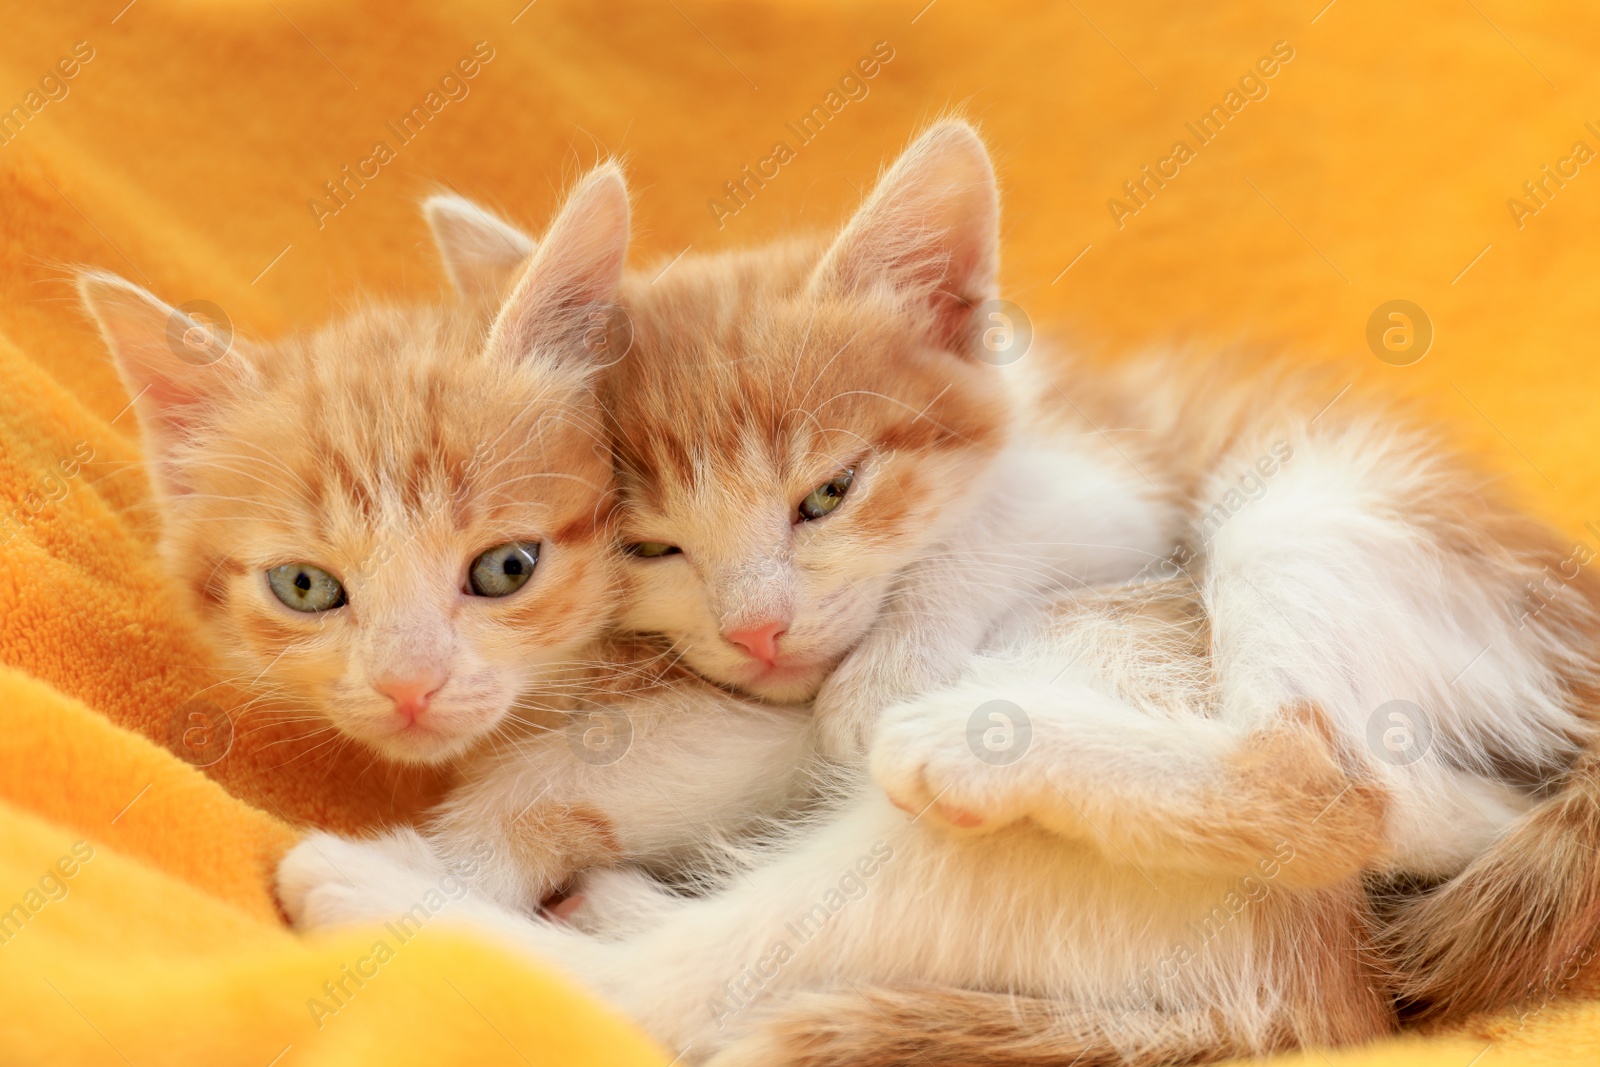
[705,986,1258,1067]
[1379,749,1600,1022]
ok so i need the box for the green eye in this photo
[469,541,540,597]
[626,542,681,559]
[798,467,855,521]
[267,563,347,613]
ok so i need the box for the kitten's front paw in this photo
[813,657,928,762]
[868,696,1044,835]
[276,829,445,931]
[812,678,886,762]
[815,630,969,762]
[277,832,368,929]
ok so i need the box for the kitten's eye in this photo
[469,541,540,597]
[267,563,347,613]
[798,467,855,522]
[626,542,682,559]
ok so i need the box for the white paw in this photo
[275,829,446,931]
[868,694,1045,834]
[815,627,972,762]
[813,659,926,762]
[811,685,879,763]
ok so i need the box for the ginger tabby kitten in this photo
[270,126,1600,1064]
[84,168,817,919]
[88,125,1600,1064]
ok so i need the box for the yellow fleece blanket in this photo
[1,1,1597,1063]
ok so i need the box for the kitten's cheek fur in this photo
[632,614,857,703]
[621,558,892,699]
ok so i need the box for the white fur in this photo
[276,124,1598,1063]
[281,800,1284,1062]
[431,689,819,910]
[813,397,1175,756]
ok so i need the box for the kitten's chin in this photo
[721,657,836,704]
[339,717,494,766]
[674,637,862,704]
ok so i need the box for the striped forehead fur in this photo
[606,241,1010,513]
[153,302,611,559]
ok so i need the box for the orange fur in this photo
[605,130,1015,706]
[604,244,1011,701]
[153,302,616,755]
[503,802,623,896]
[1379,746,1600,1022]
[78,166,633,767]
[119,124,1600,1065]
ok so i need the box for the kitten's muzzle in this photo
[372,671,448,724]
[722,618,789,666]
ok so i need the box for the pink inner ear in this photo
[911,221,993,352]
[127,376,213,497]
[831,214,993,356]
[485,165,628,364]
[927,285,980,354]
[813,126,999,357]
[141,373,211,432]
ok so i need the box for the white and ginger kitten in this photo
[79,170,626,767]
[260,123,1600,1066]
[81,168,820,910]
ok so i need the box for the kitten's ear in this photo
[423,193,537,299]
[485,163,629,364]
[809,121,998,355]
[78,270,246,488]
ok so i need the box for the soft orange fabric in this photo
[2,0,1598,1063]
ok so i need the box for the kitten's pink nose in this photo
[724,620,788,666]
[374,673,446,724]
